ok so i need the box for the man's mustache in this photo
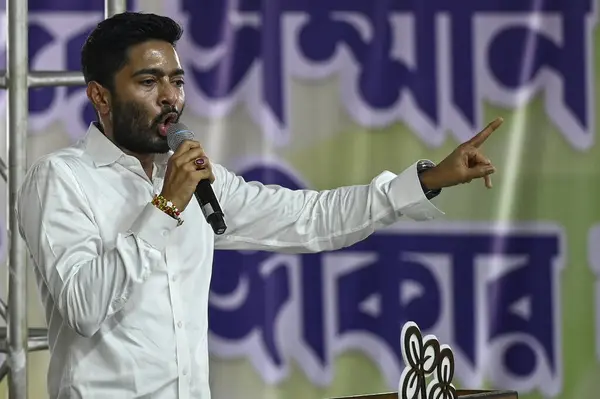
[152,106,181,126]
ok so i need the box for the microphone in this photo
[166,123,227,235]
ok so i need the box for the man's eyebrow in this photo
[131,68,185,78]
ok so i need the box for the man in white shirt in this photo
[16,11,501,399]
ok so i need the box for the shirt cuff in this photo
[388,161,445,221]
[129,202,179,251]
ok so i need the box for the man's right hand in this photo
[160,139,215,211]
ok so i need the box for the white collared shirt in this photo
[16,123,443,399]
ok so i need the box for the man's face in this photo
[109,40,186,154]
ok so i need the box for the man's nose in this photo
[159,82,178,106]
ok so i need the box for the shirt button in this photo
[177,321,183,328]
[183,369,188,376]
[161,230,168,237]
[171,275,177,282]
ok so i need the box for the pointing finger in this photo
[467,117,504,148]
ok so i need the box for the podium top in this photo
[329,390,518,399]
[327,323,519,399]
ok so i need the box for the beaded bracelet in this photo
[151,194,184,226]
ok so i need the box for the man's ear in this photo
[86,82,111,117]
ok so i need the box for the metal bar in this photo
[6,0,29,396]
[0,2,129,397]
[0,360,9,383]
[105,0,127,18]
[0,157,7,184]
[0,299,7,320]
[0,337,49,353]
[0,327,49,341]
[27,338,49,352]
[0,71,85,88]
[28,71,85,88]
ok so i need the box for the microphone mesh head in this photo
[166,122,195,151]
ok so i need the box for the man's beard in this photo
[111,97,184,154]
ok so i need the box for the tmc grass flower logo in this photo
[399,321,457,399]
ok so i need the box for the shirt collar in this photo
[82,122,172,168]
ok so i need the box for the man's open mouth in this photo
[158,113,178,136]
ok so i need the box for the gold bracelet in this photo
[151,194,183,226]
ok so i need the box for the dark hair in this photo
[81,12,183,92]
